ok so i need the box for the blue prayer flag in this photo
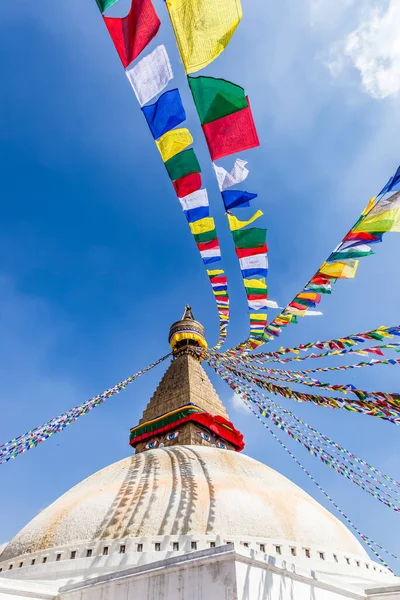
[184,205,210,223]
[142,89,186,140]
[241,268,268,279]
[222,190,257,210]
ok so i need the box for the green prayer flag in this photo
[194,228,217,243]
[188,76,248,125]
[245,288,268,296]
[329,248,374,261]
[165,149,201,181]
[96,0,118,12]
[232,227,266,249]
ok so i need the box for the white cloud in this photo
[230,393,249,414]
[326,0,400,99]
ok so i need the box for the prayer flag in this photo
[232,227,266,249]
[228,210,263,231]
[264,300,279,309]
[213,158,249,191]
[193,228,217,243]
[202,98,259,160]
[236,245,267,259]
[188,76,247,125]
[184,206,210,222]
[96,0,118,12]
[178,189,209,212]
[156,128,193,162]
[222,190,257,210]
[248,299,269,310]
[104,0,160,68]
[250,313,267,323]
[189,217,215,236]
[173,173,202,197]
[328,245,373,261]
[142,89,186,140]
[244,278,267,291]
[164,149,201,181]
[165,0,242,74]
[320,260,359,279]
[240,254,268,278]
[126,45,173,106]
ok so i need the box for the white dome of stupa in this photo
[0,446,367,565]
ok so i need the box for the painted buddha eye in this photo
[166,431,180,441]
[217,441,227,450]
[145,440,158,450]
[200,432,211,442]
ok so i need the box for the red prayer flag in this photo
[236,244,268,259]
[173,173,202,198]
[202,97,260,161]
[103,0,160,68]
[197,239,220,251]
[247,294,268,301]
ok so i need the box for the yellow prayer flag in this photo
[319,260,359,279]
[250,313,267,321]
[227,210,263,231]
[244,278,267,290]
[213,290,227,296]
[166,0,242,74]
[207,269,224,276]
[354,209,400,233]
[156,128,193,162]
[189,216,215,235]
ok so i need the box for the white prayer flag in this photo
[200,248,221,261]
[239,254,268,271]
[125,45,173,107]
[213,159,249,191]
[178,189,209,212]
[264,300,280,309]
[248,299,269,310]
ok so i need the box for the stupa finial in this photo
[182,305,194,320]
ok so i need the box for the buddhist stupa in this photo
[0,309,398,600]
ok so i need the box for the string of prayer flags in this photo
[156,128,193,162]
[222,363,400,424]
[142,89,186,140]
[0,354,171,465]
[188,76,248,125]
[250,324,400,359]
[222,190,258,210]
[263,169,400,344]
[227,210,263,231]
[164,148,201,181]
[208,357,400,514]
[103,0,160,68]
[165,0,243,74]
[207,269,231,348]
[95,0,231,350]
[213,158,249,191]
[173,173,202,198]
[126,45,173,106]
[96,0,118,12]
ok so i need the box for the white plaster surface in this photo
[0,447,368,563]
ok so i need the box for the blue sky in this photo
[1,0,399,568]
